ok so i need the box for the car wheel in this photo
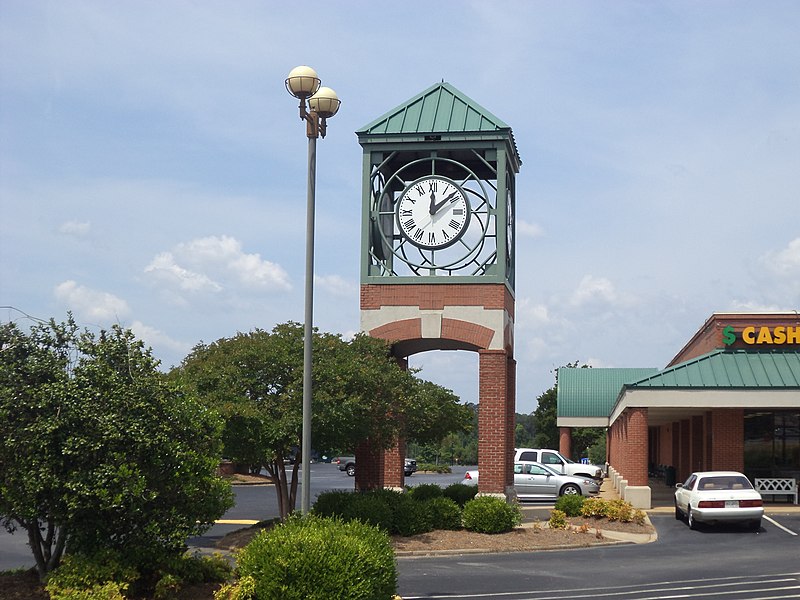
[748,519,761,532]
[687,507,698,530]
[346,465,355,477]
[560,483,581,496]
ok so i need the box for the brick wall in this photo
[478,349,513,493]
[608,408,648,486]
[710,408,744,471]
[361,283,514,318]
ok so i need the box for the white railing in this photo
[754,478,798,504]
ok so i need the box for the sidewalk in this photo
[602,477,800,514]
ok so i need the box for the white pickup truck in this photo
[514,448,603,480]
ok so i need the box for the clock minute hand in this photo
[431,191,459,215]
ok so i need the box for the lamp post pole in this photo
[285,66,340,514]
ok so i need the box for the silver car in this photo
[461,461,600,500]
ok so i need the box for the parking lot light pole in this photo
[285,66,340,514]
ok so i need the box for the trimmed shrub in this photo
[416,463,452,474]
[605,499,634,522]
[554,494,585,517]
[347,493,396,531]
[407,483,444,502]
[443,483,479,507]
[424,497,462,530]
[548,509,568,530]
[462,496,521,534]
[392,494,434,536]
[580,497,608,518]
[44,552,137,600]
[236,514,397,600]
[313,490,355,519]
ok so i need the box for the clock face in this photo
[396,176,470,249]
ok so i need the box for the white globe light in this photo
[308,86,340,118]
[285,65,321,99]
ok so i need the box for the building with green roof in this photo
[556,312,800,508]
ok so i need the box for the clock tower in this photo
[357,82,521,497]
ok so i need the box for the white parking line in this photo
[764,515,798,536]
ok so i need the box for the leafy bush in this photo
[605,499,634,522]
[214,575,255,600]
[236,514,397,600]
[443,483,478,507]
[548,509,568,530]
[392,494,434,536]
[346,493,395,531]
[407,483,444,501]
[579,497,608,518]
[462,496,521,534]
[424,497,462,530]
[44,552,137,600]
[44,549,233,599]
[312,490,354,519]
[46,580,128,600]
[416,463,452,473]
[554,494,585,517]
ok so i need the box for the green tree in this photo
[515,412,536,447]
[173,323,471,518]
[531,362,604,458]
[532,386,558,449]
[0,318,233,580]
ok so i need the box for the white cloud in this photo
[570,275,619,307]
[517,219,544,238]
[762,238,800,276]
[144,252,223,293]
[315,274,357,298]
[144,235,291,297]
[58,220,91,237]
[129,320,191,357]
[516,298,551,327]
[54,280,130,322]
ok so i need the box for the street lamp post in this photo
[285,66,340,514]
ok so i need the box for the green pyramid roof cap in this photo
[357,82,521,166]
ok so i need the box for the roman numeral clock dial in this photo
[396,176,470,250]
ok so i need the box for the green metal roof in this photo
[627,349,800,389]
[357,82,510,135]
[557,368,659,418]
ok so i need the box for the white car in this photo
[461,461,600,500]
[674,471,764,531]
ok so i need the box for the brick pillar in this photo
[381,441,405,489]
[381,356,408,490]
[505,356,516,484]
[559,428,572,459]
[691,415,704,473]
[679,419,690,482]
[671,423,680,479]
[710,408,744,472]
[626,407,648,486]
[478,349,513,495]
[354,441,383,491]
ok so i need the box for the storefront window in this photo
[744,410,800,479]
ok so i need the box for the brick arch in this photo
[369,318,495,355]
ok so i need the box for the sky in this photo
[1,1,798,413]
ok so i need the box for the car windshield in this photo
[697,475,753,491]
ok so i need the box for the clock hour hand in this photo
[430,190,459,215]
